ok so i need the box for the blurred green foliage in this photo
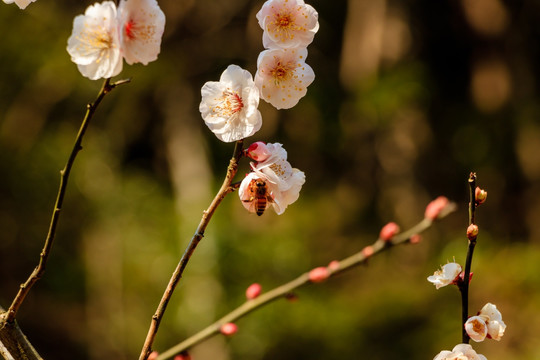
[2,0,540,359]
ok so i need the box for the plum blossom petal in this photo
[67,1,123,80]
[3,0,36,9]
[434,344,487,360]
[479,303,506,341]
[427,262,462,289]
[118,0,165,65]
[256,0,319,49]
[255,47,315,109]
[200,65,262,142]
[465,316,488,342]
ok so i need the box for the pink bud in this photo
[424,196,449,220]
[308,266,330,283]
[220,322,238,336]
[285,292,299,302]
[328,260,340,271]
[148,351,159,360]
[467,224,479,240]
[409,234,421,244]
[475,187,487,205]
[246,142,269,162]
[379,222,400,242]
[174,352,191,360]
[362,245,374,258]
[245,283,262,300]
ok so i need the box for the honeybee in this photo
[243,178,274,216]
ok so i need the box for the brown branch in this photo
[0,305,43,360]
[139,140,245,360]
[156,200,458,359]
[2,78,131,325]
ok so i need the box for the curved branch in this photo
[3,78,131,324]
[139,140,244,360]
[156,201,458,359]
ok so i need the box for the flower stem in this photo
[156,201,457,359]
[138,140,244,360]
[461,172,477,343]
[3,78,130,325]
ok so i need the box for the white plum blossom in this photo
[427,262,462,289]
[3,0,36,9]
[434,344,487,360]
[240,142,305,215]
[479,303,506,341]
[118,0,165,65]
[200,65,262,143]
[256,0,319,50]
[465,316,488,342]
[255,47,315,109]
[67,1,123,80]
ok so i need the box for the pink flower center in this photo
[270,61,296,85]
[125,20,136,39]
[211,90,244,119]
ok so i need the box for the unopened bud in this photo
[424,196,449,220]
[148,351,159,360]
[362,245,374,258]
[328,260,340,271]
[308,266,330,283]
[245,283,262,300]
[220,322,238,336]
[409,234,421,244]
[285,292,299,302]
[475,187,487,205]
[246,142,269,162]
[467,224,479,240]
[379,222,400,242]
[174,352,191,360]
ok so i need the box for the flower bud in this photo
[174,352,191,360]
[220,322,238,336]
[424,196,449,220]
[327,260,340,271]
[285,292,299,302]
[409,234,421,244]
[475,187,487,205]
[362,245,374,258]
[308,266,330,283]
[148,351,159,360]
[246,142,270,162]
[379,222,400,242]
[467,224,479,240]
[245,283,262,300]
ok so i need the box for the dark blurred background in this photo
[1,0,540,359]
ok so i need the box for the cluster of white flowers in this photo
[2,0,35,9]
[67,0,165,80]
[434,344,487,360]
[199,0,317,215]
[255,0,318,109]
[239,142,305,215]
[465,303,506,342]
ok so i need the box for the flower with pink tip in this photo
[246,141,273,162]
[3,0,36,9]
[256,0,319,50]
[427,262,462,289]
[200,65,262,142]
[118,0,165,65]
[67,1,123,80]
[255,47,315,109]
[479,303,506,341]
[425,196,449,220]
[433,344,487,360]
[465,316,488,342]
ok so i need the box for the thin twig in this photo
[461,172,478,343]
[139,140,245,360]
[3,78,130,324]
[156,201,458,359]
